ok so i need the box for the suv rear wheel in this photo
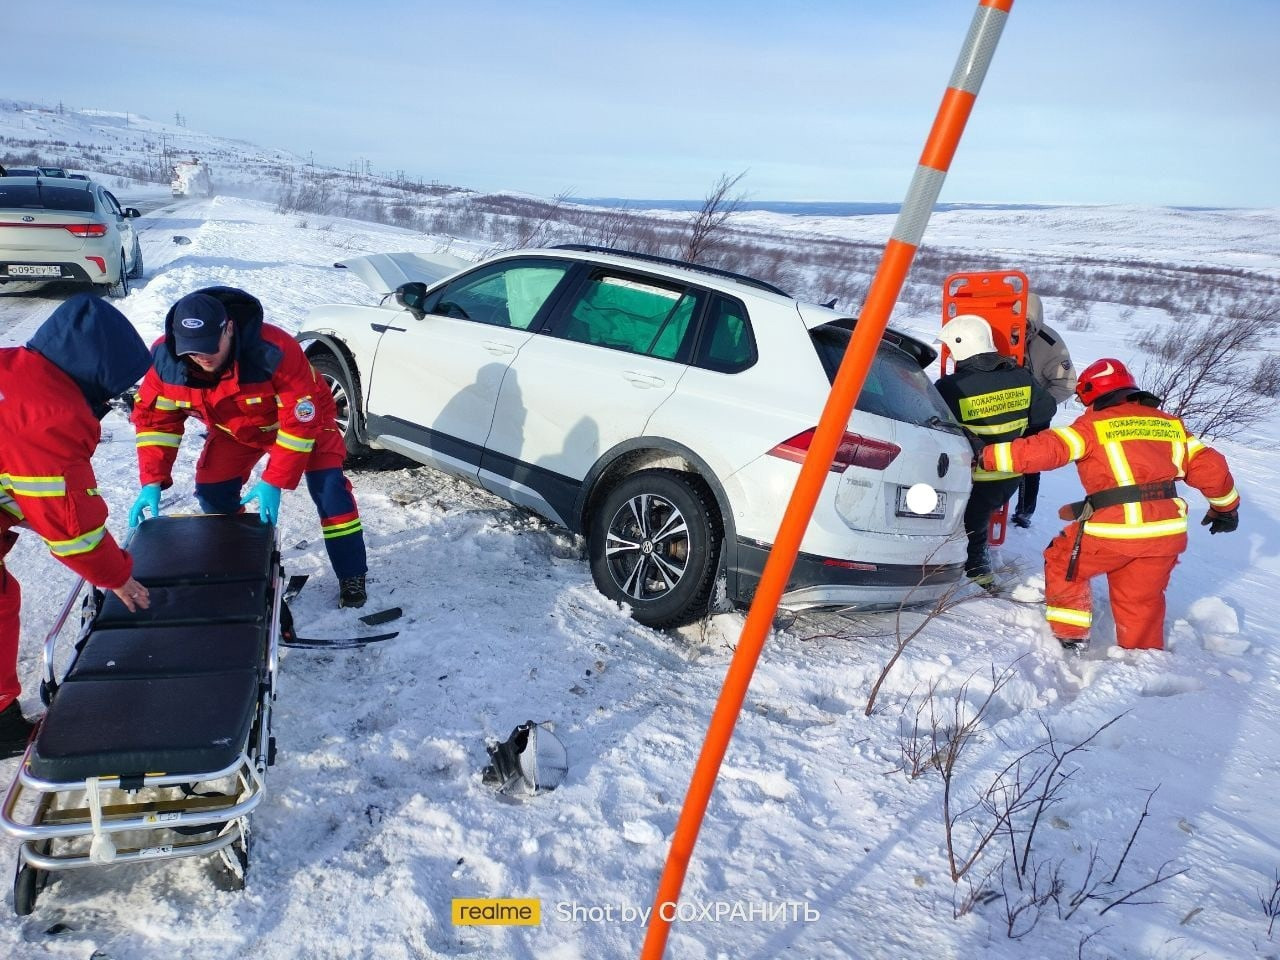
[588,469,721,629]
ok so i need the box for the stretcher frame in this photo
[0,514,283,914]
[942,269,1031,546]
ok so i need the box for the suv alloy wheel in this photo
[588,469,722,628]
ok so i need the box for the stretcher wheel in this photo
[213,824,251,892]
[13,858,42,916]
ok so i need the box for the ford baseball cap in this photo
[172,292,228,356]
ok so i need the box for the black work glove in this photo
[1201,508,1238,534]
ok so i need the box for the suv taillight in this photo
[768,428,901,472]
[65,224,107,237]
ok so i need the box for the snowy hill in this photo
[0,99,303,193]
[1,109,1280,960]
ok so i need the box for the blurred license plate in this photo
[896,486,947,519]
[8,265,61,277]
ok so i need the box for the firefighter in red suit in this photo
[982,358,1239,651]
[128,288,368,608]
[0,295,153,757]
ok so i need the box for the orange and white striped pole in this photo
[638,2,1014,957]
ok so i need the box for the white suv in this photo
[301,246,973,627]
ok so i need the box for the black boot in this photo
[0,701,36,759]
[339,575,367,609]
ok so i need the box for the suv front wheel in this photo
[311,353,372,458]
[588,469,721,629]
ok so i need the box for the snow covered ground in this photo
[2,194,1279,960]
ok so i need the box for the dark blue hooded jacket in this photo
[27,294,151,416]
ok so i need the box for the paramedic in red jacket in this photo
[982,358,1239,651]
[128,288,368,608]
[0,295,153,757]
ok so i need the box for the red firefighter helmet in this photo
[1076,358,1137,405]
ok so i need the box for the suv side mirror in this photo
[124,207,142,218]
[395,282,429,318]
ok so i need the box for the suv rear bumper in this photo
[733,537,965,612]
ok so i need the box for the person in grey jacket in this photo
[1012,292,1077,527]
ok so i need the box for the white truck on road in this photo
[171,158,213,197]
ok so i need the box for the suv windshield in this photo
[0,183,94,212]
[811,324,956,428]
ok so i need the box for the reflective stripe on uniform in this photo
[958,385,1031,421]
[136,431,183,449]
[966,417,1029,436]
[1207,487,1239,509]
[0,472,67,497]
[1051,427,1087,461]
[1094,416,1187,444]
[44,525,106,557]
[1046,606,1092,628]
[0,490,23,521]
[987,441,1015,474]
[1100,438,1140,525]
[1083,515,1189,539]
[155,396,193,411]
[322,517,363,540]
[276,430,315,454]
[974,466,1020,481]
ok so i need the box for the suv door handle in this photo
[483,340,516,356]
[623,370,665,388]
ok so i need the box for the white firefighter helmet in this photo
[939,314,997,363]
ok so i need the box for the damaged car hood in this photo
[336,251,473,295]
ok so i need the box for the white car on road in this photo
[0,175,143,297]
[301,245,973,627]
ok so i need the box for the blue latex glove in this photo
[128,483,163,527]
[240,480,282,525]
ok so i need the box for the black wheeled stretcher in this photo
[0,514,284,915]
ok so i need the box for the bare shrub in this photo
[864,568,973,716]
[915,702,1187,940]
[485,190,572,254]
[1136,306,1280,439]
[1261,870,1280,938]
[679,170,747,264]
[1250,354,1280,398]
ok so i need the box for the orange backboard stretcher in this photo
[941,270,1030,547]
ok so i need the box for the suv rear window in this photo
[811,325,955,427]
[693,294,757,373]
[0,184,94,212]
[560,270,698,361]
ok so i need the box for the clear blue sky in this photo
[7,0,1279,206]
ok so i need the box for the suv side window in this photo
[425,259,572,330]
[558,270,698,361]
[693,295,757,373]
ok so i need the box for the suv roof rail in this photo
[550,244,789,297]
